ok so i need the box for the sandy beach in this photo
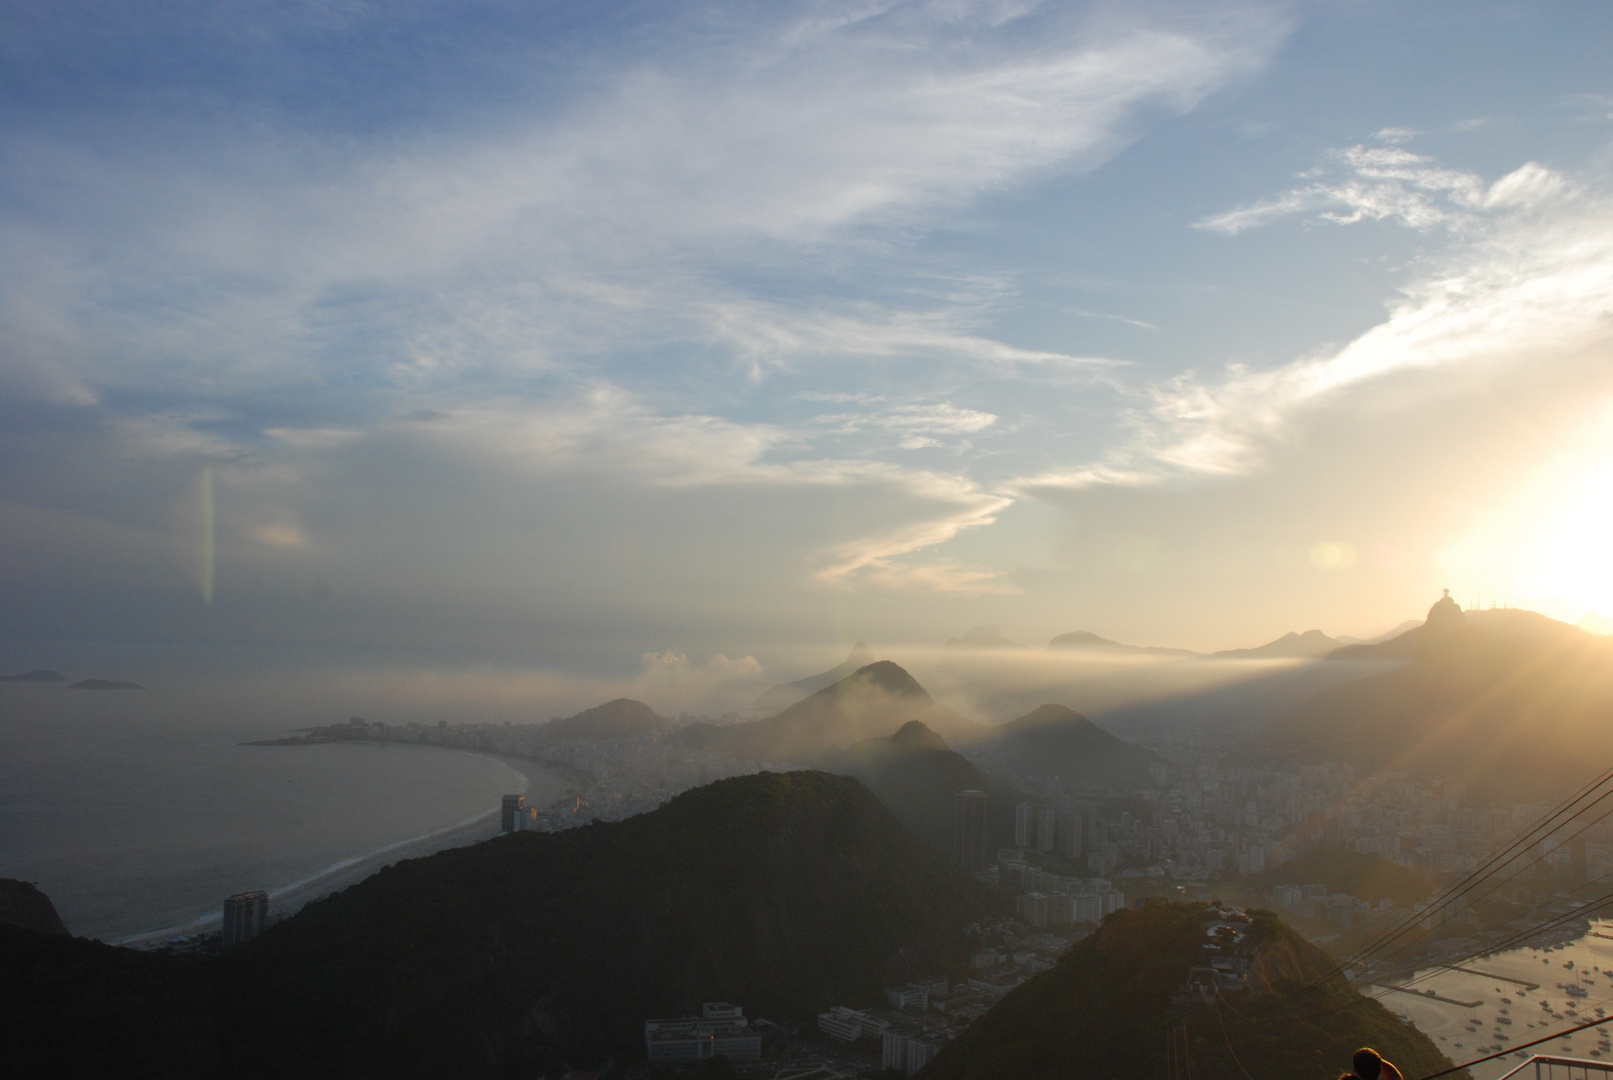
[119,750,575,948]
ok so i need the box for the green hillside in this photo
[922,902,1461,1080]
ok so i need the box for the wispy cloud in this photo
[1192,141,1572,237]
[0,2,1285,403]
[1022,152,1613,492]
[397,388,1018,593]
[813,483,1017,593]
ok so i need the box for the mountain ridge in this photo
[679,660,990,763]
[822,721,1022,855]
[538,697,663,741]
[1266,595,1613,801]
[750,642,876,714]
[974,703,1164,789]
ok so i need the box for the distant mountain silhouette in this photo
[1327,594,1590,662]
[538,698,663,741]
[977,704,1163,788]
[823,721,1022,855]
[1211,629,1342,660]
[750,641,875,713]
[68,678,142,690]
[0,669,65,682]
[0,880,68,936]
[1267,593,1613,800]
[921,902,1456,1080]
[1346,618,1422,645]
[945,625,1025,650]
[1581,611,1613,636]
[679,660,990,763]
[1046,631,1198,657]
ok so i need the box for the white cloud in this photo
[699,298,1118,377]
[1372,126,1419,144]
[0,3,1284,402]
[820,401,999,441]
[1196,144,1586,240]
[813,479,1015,592]
[629,650,767,714]
[396,386,1018,593]
[1025,154,1613,491]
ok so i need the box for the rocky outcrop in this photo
[0,879,68,936]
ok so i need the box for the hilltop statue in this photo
[1427,588,1463,628]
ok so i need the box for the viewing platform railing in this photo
[1496,1056,1613,1080]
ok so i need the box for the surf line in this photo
[115,751,530,946]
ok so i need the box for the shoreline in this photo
[117,749,574,948]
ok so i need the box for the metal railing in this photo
[1496,1056,1613,1080]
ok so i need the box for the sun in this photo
[1525,459,1613,619]
[1441,431,1613,626]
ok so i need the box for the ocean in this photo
[1373,922,1613,1079]
[0,681,566,942]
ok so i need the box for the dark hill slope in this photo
[0,878,70,935]
[1047,630,1197,657]
[922,903,1458,1080]
[974,704,1162,789]
[217,771,984,1078]
[0,923,217,1079]
[538,697,663,740]
[1213,629,1342,659]
[680,661,990,763]
[823,721,1023,855]
[1269,597,1613,801]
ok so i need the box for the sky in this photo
[3,1,1613,714]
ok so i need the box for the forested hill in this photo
[1,771,986,1079]
[220,770,983,1077]
[922,902,1460,1080]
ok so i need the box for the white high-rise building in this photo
[1035,806,1056,853]
[1014,802,1032,847]
[222,890,268,946]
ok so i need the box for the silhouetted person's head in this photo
[1354,1048,1385,1080]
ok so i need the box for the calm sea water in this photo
[0,682,537,941]
[1374,924,1613,1079]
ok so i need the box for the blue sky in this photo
[4,1,1613,711]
